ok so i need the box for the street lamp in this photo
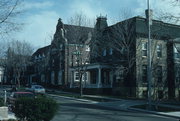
[145,0,153,110]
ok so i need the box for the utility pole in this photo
[146,0,153,110]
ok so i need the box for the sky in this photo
[9,0,180,50]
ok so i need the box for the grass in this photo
[132,104,180,112]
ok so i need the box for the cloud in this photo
[11,0,180,50]
[22,1,54,10]
[15,11,59,49]
[135,0,180,19]
[68,0,108,20]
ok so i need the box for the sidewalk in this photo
[47,88,180,119]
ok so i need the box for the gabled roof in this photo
[64,24,93,44]
[32,45,50,57]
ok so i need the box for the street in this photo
[50,94,177,121]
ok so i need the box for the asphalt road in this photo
[50,94,178,121]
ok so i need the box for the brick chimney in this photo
[95,15,108,31]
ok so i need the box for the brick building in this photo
[30,16,180,99]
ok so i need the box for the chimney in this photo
[95,15,108,31]
[56,18,64,29]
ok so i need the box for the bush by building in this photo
[14,96,58,121]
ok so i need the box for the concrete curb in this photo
[48,92,180,120]
[48,94,98,104]
[129,107,180,119]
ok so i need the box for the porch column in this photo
[98,67,102,88]
[70,71,74,88]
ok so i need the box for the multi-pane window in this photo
[103,49,107,56]
[142,42,147,56]
[142,65,147,83]
[157,44,162,58]
[174,47,180,59]
[157,66,162,82]
[74,72,79,81]
[83,72,87,82]
[85,45,90,51]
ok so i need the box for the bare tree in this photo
[67,12,93,96]
[100,13,141,97]
[0,0,22,36]
[157,0,180,24]
[6,40,34,87]
[102,10,171,98]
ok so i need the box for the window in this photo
[60,44,63,50]
[85,45,90,51]
[42,53,45,58]
[158,91,163,99]
[143,91,147,98]
[52,59,55,66]
[157,44,162,58]
[157,66,162,82]
[51,71,55,84]
[58,71,62,85]
[142,42,147,56]
[83,72,87,81]
[175,67,180,82]
[109,48,113,55]
[174,47,180,59]
[74,72,79,81]
[142,65,147,83]
[103,49,106,56]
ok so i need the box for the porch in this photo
[69,63,113,89]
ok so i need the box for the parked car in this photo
[27,85,45,94]
[7,91,35,111]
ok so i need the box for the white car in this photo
[27,85,45,94]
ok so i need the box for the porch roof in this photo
[70,63,112,71]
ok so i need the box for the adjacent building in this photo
[30,16,180,100]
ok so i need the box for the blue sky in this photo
[10,0,180,49]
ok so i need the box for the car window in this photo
[10,93,14,97]
[34,85,43,89]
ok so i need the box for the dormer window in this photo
[35,56,38,60]
[60,44,63,50]
[42,53,45,58]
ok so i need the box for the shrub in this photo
[14,96,58,121]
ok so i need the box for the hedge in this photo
[0,98,4,106]
[14,96,58,121]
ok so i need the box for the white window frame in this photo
[157,44,162,58]
[142,42,147,57]
[174,46,180,59]
[85,45,90,51]
[74,72,79,82]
